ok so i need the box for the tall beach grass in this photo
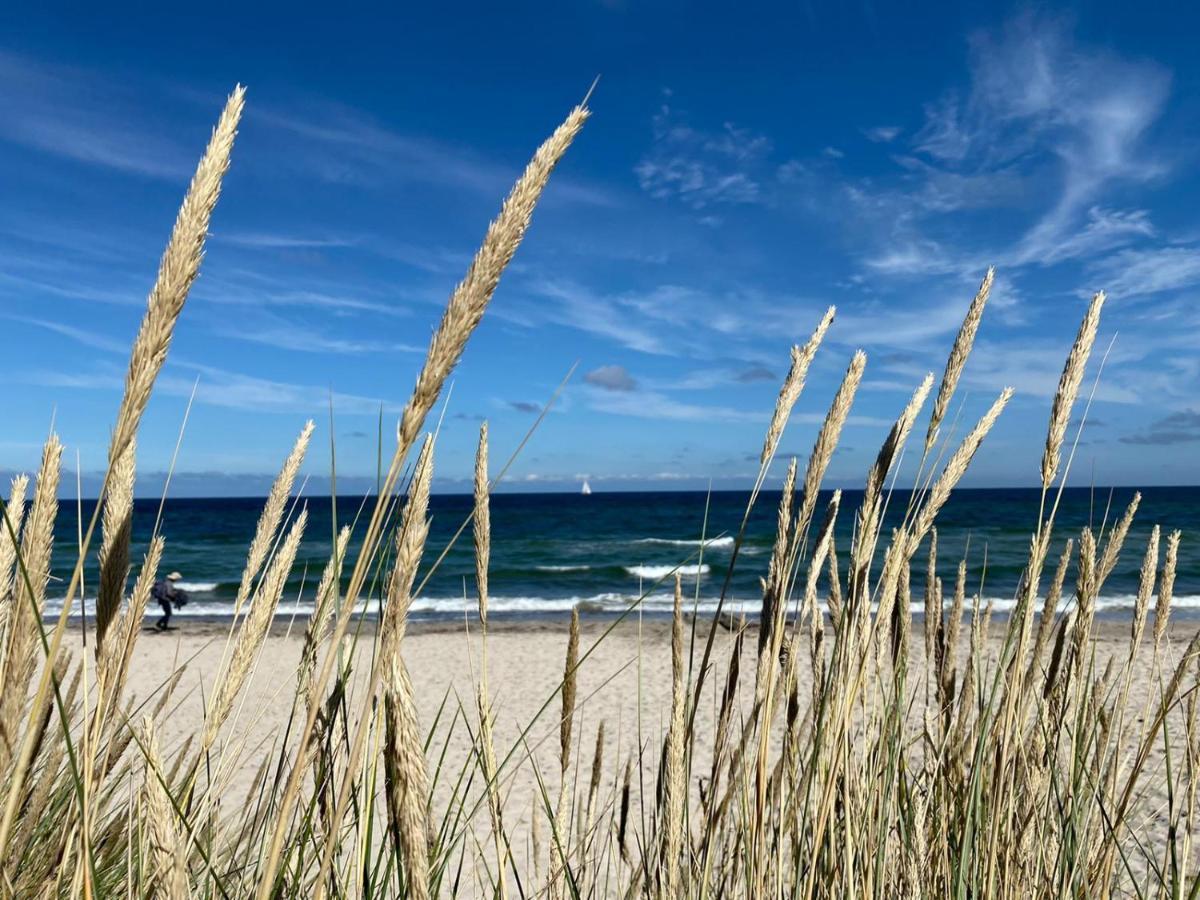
[0,88,1194,899]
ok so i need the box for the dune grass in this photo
[0,87,1195,899]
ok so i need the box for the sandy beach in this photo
[64,612,1199,883]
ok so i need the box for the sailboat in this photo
[581,480,592,495]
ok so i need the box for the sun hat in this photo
[167,572,183,581]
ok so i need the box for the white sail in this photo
[581,480,592,495]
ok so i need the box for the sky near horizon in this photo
[1,2,1199,495]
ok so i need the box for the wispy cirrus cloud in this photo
[635,94,772,210]
[1088,245,1200,300]
[0,51,197,179]
[255,100,617,208]
[827,13,1173,292]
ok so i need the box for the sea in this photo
[42,487,1200,624]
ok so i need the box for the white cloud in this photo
[864,126,902,143]
[0,51,196,179]
[583,365,637,392]
[587,387,765,423]
[1089,245,1200,300]
[636,101,772,209]
[939,13,1170,264]
[257,101,617,208]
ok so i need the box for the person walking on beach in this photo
[152,571,188,631]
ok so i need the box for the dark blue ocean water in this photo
[45,487,1200,622]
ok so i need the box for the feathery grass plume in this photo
[0,475,29,602]
[1096,492,1140,590]
[1043,608,1077,700]
[551,606,581,891]
[96,536,164,742]
[924,267,994,455]
[140,716,188,900]
[855,373,933,587]
[0,434,62,764]
[908,388,1012,555]
[1131,526,1160,650]
[939,561,967,711]
[381,437,434,652]
[923,529,939,671]
[759,457,797,661]
[760,306,835,465]
[0,476,29,653]
[1154,530,1181,647]
[1032,538,1073,667]
[1040,291,1105,489]
[109,88,244,466]
[474,422,491,627]
[235,421,313,613]
[473,423,508,897]
[374,439,436,900]
[297,525,351,714]
[579,720,606,889]
[397,109,589,464]
[95,438,136,652]
[617,757,632,863]
[383,654,432,900]
[203,508,307,751]
[894,560,912,664]
[560,608,580,778]
[1071,529,1098,672]
[276,106,590,900]
[826,537,842,630]
[531,791,545,887]
[662,573,686,898]
[796,350,866,534]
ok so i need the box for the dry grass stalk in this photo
[96,536,164,745]
[758,457,797,667]
[855,373,933,590]
[551,607,581,893]
[474,423,491,628]
[473,423,508,897]
[1097,492,1140,590]
[203,508,307,751]
[1130,527,1160,650]
[383,658,432,900]
[375,439,435,900]
[95,438,136,652]
[908,389,1013,555]
[0,475,30,656]
[1040,291,1104,489]
[796,351,865,536]
[662,574,687,897]
[297,525,351,715]
[760,306,836,466]
[1154,530,1181,648]
[236,421,314,613]
[381,437,434,654]
[109,88,244,466]
[139,717,188,900]
[0,434,62,766]
[273,106,590,900]
[925,267,994,454]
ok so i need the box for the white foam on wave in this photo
[42,593,1200,620]
[536,565,592,572]
[635,536,735,549]
[625,564,711,580]
[174,582,218,593]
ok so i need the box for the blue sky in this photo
[2,2,1199,494]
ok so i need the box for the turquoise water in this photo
[43,487,1200,622]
